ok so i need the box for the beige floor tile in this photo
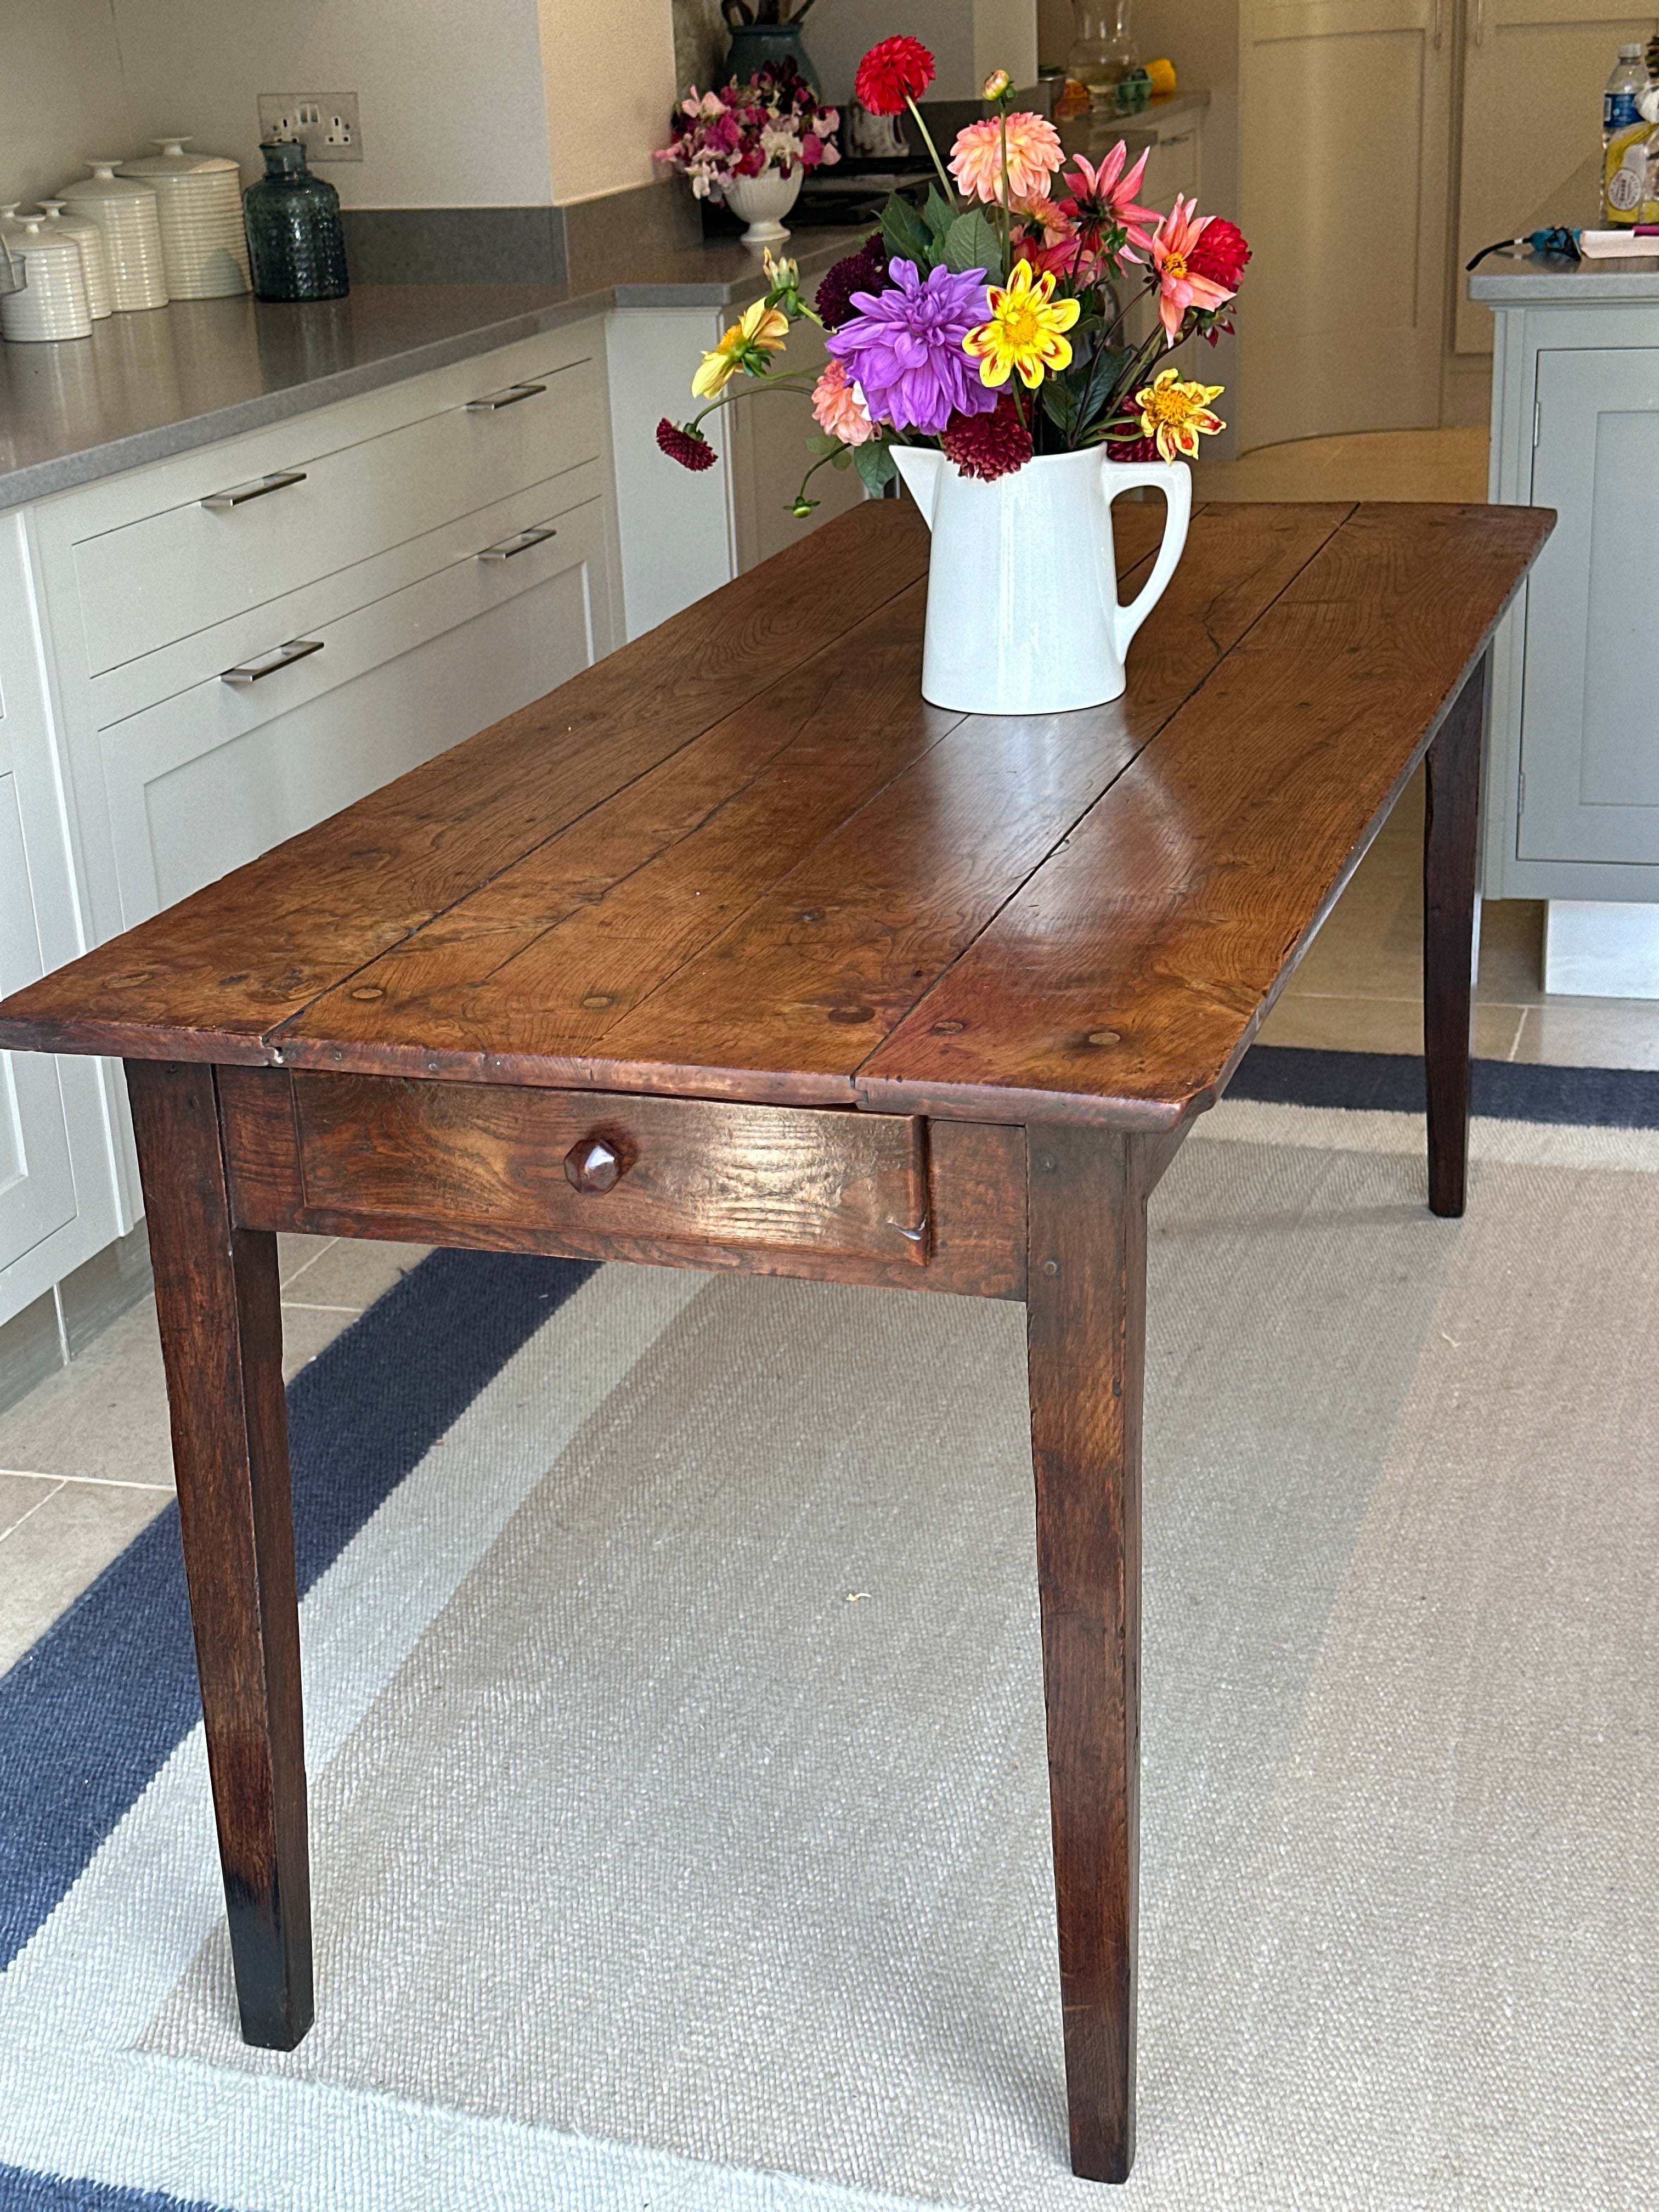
[1513,1001,1659,1072]
[0,1299,174,1487]
[280,1239,432,1314]
[0,1477,172,1673]
[0,1469,61,1539]
[1257,992,1525,1059]
[1477,900,1545,1003]
[278,1232,337,1289]
[281,1299,369,1381]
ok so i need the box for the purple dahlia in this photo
[824,258,997,438]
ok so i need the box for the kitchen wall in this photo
[809,1,1039,104]
[0,0,679,212]
[0,2,132,210]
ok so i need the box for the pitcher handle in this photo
[1099,458,1192,663]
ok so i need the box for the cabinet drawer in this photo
[276,1077,930,1268]
[74,356,603,675]
[98,498,608,925]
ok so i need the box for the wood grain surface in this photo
[0,500,1551,1130]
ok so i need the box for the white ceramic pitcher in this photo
[891,444,1192,715]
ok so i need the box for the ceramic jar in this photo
[1,214,93,341]
[57,161,168,311]
[723,168,803,247]
[890,445,1192,714]
[36,200,112,319]
[119,139,250,298]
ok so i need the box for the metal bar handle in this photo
[477,524,558,562]
[465,382,547,413]
[201,470,308,513]
[220,638,325,687]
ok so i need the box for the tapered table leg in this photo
[126,1059,312,2050]
[1423,654,1486,1218]
[1026,1124,1150,2184]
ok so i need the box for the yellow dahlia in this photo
[962,260,1080,391]
[1135,368,1225,460]
[691,298,790,399]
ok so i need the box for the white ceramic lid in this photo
[120,137,240,176]
[12,215,83,255]
[65,161,158,198]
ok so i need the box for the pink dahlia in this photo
[1149,196,1236,346]
[811,358,874,447]
[854,36,935,116]
[1062,143,1158,261]
[949,112,1064,207]
[824,258,996,437]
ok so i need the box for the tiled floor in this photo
[5,424,1659,1671]
[0,1234,429,1673]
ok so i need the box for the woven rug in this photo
[2,1050,1656,2211]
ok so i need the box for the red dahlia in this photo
[656,417,718,471]
[1186,217,1250,291]
[940,393,1033,483]
[816,233,889,329]
[854,35,935,116]
[1103,432,1160,463]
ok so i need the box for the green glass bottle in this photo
[244,140,348,302]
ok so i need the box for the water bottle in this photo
[1605,44,1646,137]
[1603,45,1651,222]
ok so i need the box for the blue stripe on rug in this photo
[0,1248,597,1972]
[0,2162,229,2211]
[1232,1046,1659,1128]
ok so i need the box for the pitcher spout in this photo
[890,445,943,529]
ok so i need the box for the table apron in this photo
[217,1064,1029,1300]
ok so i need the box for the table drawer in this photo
[72,356,603,675]
[281,1077,931,1268]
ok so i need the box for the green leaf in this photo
[942,210,1003,283]
[1073,342,1134,439]
[1041,377,1080,437]
[880,193,933,269]
[804,431,840,457]
[853,439,898,494]
[830,445,854,469]
[923,187,956,245]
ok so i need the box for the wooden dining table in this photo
[0,494,1550,2182]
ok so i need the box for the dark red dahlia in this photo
[1187,218,1250,291]
[854,35,935,115]
[656,417,718,472]
[940,394,1033,483]
[1102,432,1160,463]
[816,234,889,330]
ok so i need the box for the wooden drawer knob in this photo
[564,1135,625,1194]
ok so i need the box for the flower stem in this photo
[998,112,1011,276]
[687,372,819,436]
[905,95,957,205]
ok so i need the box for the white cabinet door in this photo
[1239,0,1454,446]
[1517,346,1659,866]
[0,759,79,1280]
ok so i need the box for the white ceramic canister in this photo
[890,444,1192,714]
[36,199,112,318]
[118,138,250,298]
[57,161,168,311]
[1,215,93,341]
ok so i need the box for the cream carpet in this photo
[5,1102,1656,2209]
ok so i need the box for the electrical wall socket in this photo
[257,93,363,162]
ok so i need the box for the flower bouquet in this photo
[654,36,1252,713]
[655,60,840,242]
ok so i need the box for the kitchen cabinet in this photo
[0,513,122,1338]
[0,319,624,1356]
[1472,270,1659,934]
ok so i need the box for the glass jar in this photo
[243,140,348,303]
[1069,0,1138,104]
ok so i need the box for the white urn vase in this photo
[723,167,802,247]
[890,445,1192,715]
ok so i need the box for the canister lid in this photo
[120,137,240,176]
[63,161,159,198]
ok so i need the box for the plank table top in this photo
[0,498,1551,1128]
[0,493,1554,2188]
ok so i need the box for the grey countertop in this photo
[1468,155,1659,304]
[0,224,865,514]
